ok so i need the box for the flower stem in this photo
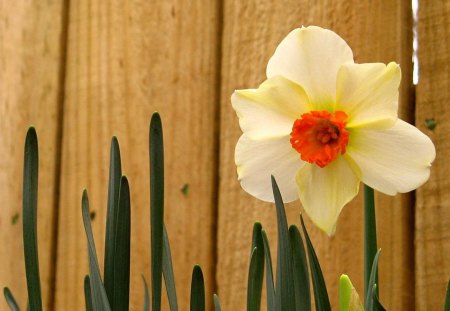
[364,184,378,300]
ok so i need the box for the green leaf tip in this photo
[190,265,205,311]
[150,110,165,311]
[444,279,450,311]
[23,124,42,311]
[300,215,331,311]
[4,287,20,311]
[339,275,363,311]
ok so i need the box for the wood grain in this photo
[54,1,221,310]
[217,0,414,310]
[0,0,67,310]
[415,1,450,310]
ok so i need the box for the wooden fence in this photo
[1,0,448,310]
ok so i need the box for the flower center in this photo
[290,110,349,168]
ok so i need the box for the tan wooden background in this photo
[1,0,448,310]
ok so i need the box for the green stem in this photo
[364,184,378,300]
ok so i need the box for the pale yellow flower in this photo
[232,26,435,235]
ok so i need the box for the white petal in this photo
[336,62,401,128]
[296,157,360,235]
[236,134,304,202]
[232,76,311,139]
[267,26,354,109]
[347,120,436,195]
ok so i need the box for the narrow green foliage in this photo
[141,275,150,311]
[104,137,122,305]
[22,127,42,311]
[261,230,275,311]
[247,223,264,311]
[271,176,295,311]
[3,287,20,311]
[364,185,378,298]
[190,265,205,311]
[150,112,164,311]
[113,176,131,310]
[300,216,331,311]
[364,249,381,311]
[445,279,450,311]
[372,285,386,311]
[213,294,222,311]
[82,190,111,311]
[289,225,311,311]
[84,275,93,311]
[163,225,178,311]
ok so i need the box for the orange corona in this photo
[290,110,349,168]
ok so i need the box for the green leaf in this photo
[247,223,264,311]
[300,215,331,311]
[104,136,122,304]
[372,284,386,311]
[445,279,450,311]
[364,185,378,299]
[213,294,222,311]
[271,176,295,311]
[163,224,178,311]
[141,275,150,311]
[113,176,131,310]
[22,127,42,311]
[3,287,20,311]
[190,265,205,311]
[150,112,164,311]
[364,249,381,311]
[339,275,363,311]
[84,275,93,311]
[261,230,275,311]
[289,225,311,311]
[82,190,111,311]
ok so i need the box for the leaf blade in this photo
[82,190,111,311]
[22,127,42,311]
[261,230,275,311]
[141,275,150,311]
[289,225,311,311]
[300,215,331,311]
[84,275,93,311]
[150,112,165,311]
[247,223,264,311]
[113,176,131,310]
[163,225,178,311]
[364,249,381,311]
[272,176,295,311]
[445,279,450,311]
[3,287,20,311]
[104,137,122,304]
[213,294,222,311]
[190,265,205,311]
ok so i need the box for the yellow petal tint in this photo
[336,62,401,129]
[295,156,361,235]
[267,26,354,109]
[232,76,311,140]
[347,119,436,195]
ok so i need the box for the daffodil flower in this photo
[232,26,435,235]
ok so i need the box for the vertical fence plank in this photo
[54,1,221,309]
[0,1,66,310]
[218,1,414,310]
[415,1,450,310]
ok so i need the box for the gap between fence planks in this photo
[415,1,450,310]
[0,0,67,310]
[54,1,221,310]
[217,1,414,310]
